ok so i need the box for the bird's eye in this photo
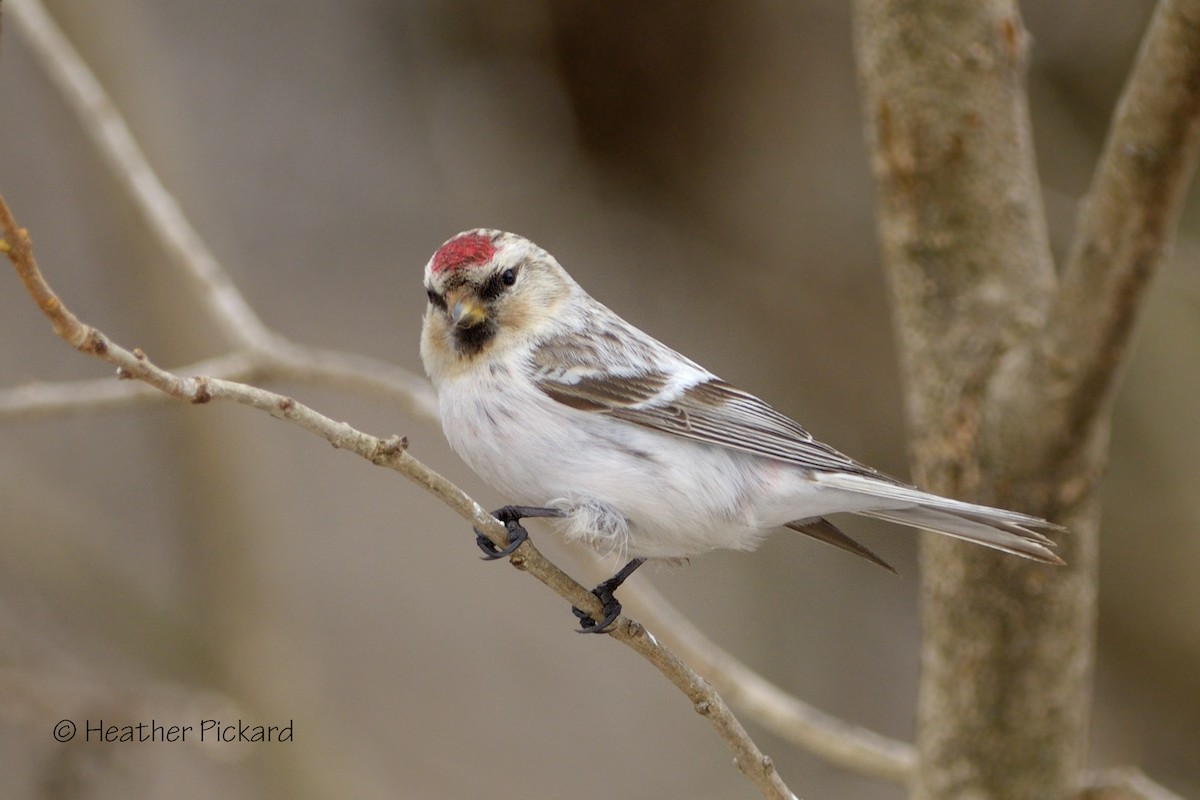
[479,267,517,302]
[426,289,447,311]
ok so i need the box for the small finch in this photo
[420,230,1064,632]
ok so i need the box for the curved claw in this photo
[570,558,644,633]
[572,600,622,634]
[474,522,527,560]
[473,505,559,561]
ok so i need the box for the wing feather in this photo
[532,335,881,477]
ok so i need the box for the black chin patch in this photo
[453,320,498,356]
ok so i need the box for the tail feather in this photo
[810,473,1066,566]
[857,507,1064,564]
[784,518,897,573]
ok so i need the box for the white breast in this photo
[434,357,780,560]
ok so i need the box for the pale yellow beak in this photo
[446,287,488,329]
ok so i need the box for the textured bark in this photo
[854,1,1200,799]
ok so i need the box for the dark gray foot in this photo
[474,505,561,560]
[573,558,646,633]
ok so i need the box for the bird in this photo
[419,229,1064,632]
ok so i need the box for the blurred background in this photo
[0,1,1196,797]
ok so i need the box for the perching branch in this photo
[0,196,796,800]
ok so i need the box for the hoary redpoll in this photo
[420,230,1064,632]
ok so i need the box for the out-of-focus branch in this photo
[0,353,258,419]
[1080,769,1189,800]
[0,347,439,422]
[6,0,272,349]
[625,583,917,785]
[0,197,798,800]
[1003,0,1200,449]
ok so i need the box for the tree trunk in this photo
[856,0,1200,795]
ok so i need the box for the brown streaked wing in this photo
[538,371,670,412]
[535,370,884,478]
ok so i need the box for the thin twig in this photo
[1,196,798,800]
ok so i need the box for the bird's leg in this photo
[573,558,646,633]
[474,505,561,560]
